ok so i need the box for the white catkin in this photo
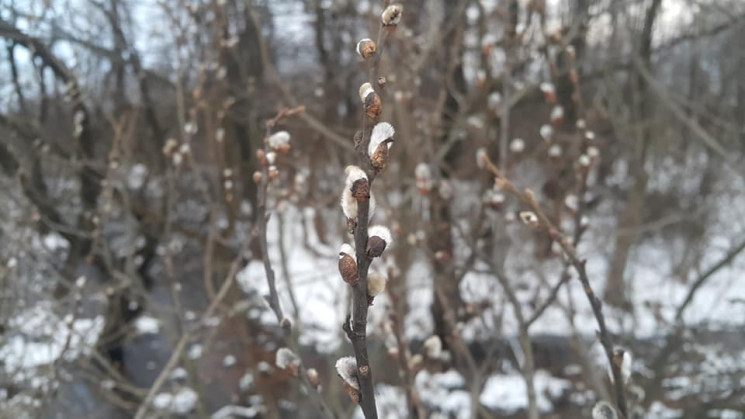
[424,335,442,359]
[415,163,431,180]
[519,211,538,225]
[540,124,553,141]
[368,122,395,157]
[268,131,290,148]
[339,243,355,257]
[368,225,392,246]
[550,105,564,121]
[356,38,373,56]
[591,401,618,419]
[359,83,374,103]
[381,4,403,26]
[341,166,375,220]
[335,356,359,389]
[510,138,525,153]
[367,271,387,297]
[275,347,300,370]
[476,148,488,168]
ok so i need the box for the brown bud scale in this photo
[351,178,370,202]
[370,143,390,172]
[364,92,382,120]
[339,254,359,286]
[366,236,387,258]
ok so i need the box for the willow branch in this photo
[480,154,628,418]
[257,107,335,419]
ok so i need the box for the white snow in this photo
[480,370,570,413]
[236,206,343,351]
[153,388,198,414]
[134,316,160,335]
[0,305,104,374]
[415,369,471,419]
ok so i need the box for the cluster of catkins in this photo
[254,130,292,184]
[335,3,402,401]
[477,78,601,234]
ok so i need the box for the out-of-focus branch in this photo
[0,17,103,282]
[631,55,729,161]
[134,236,258,419]
[480,154,629,418]
[244,3,354,152]
[675,237,745,321]
[256,106,335,419]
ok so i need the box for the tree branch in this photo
[480,154,629,418]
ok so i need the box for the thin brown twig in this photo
[133,236,256,419]
[337,17,402,419]
[480,154,629,418]
[257,108,335,419]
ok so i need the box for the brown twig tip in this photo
[356,38,377,59]
[366,225,392,258]
[266,105,305,129]
[339,243,359,286]
[381,4,403,26]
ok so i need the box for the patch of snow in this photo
[134,316,160,335]
[171,388,198,414]
[480,370,570,413]
[648,401,683,418]
[222,355,236,368]
[152,388,198,414]
[0,305,104,373]
[127,163,148,189]
[239,372,254,392]
[153,392,173,410]
[187,344,203,360]
[415,369,471,419]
